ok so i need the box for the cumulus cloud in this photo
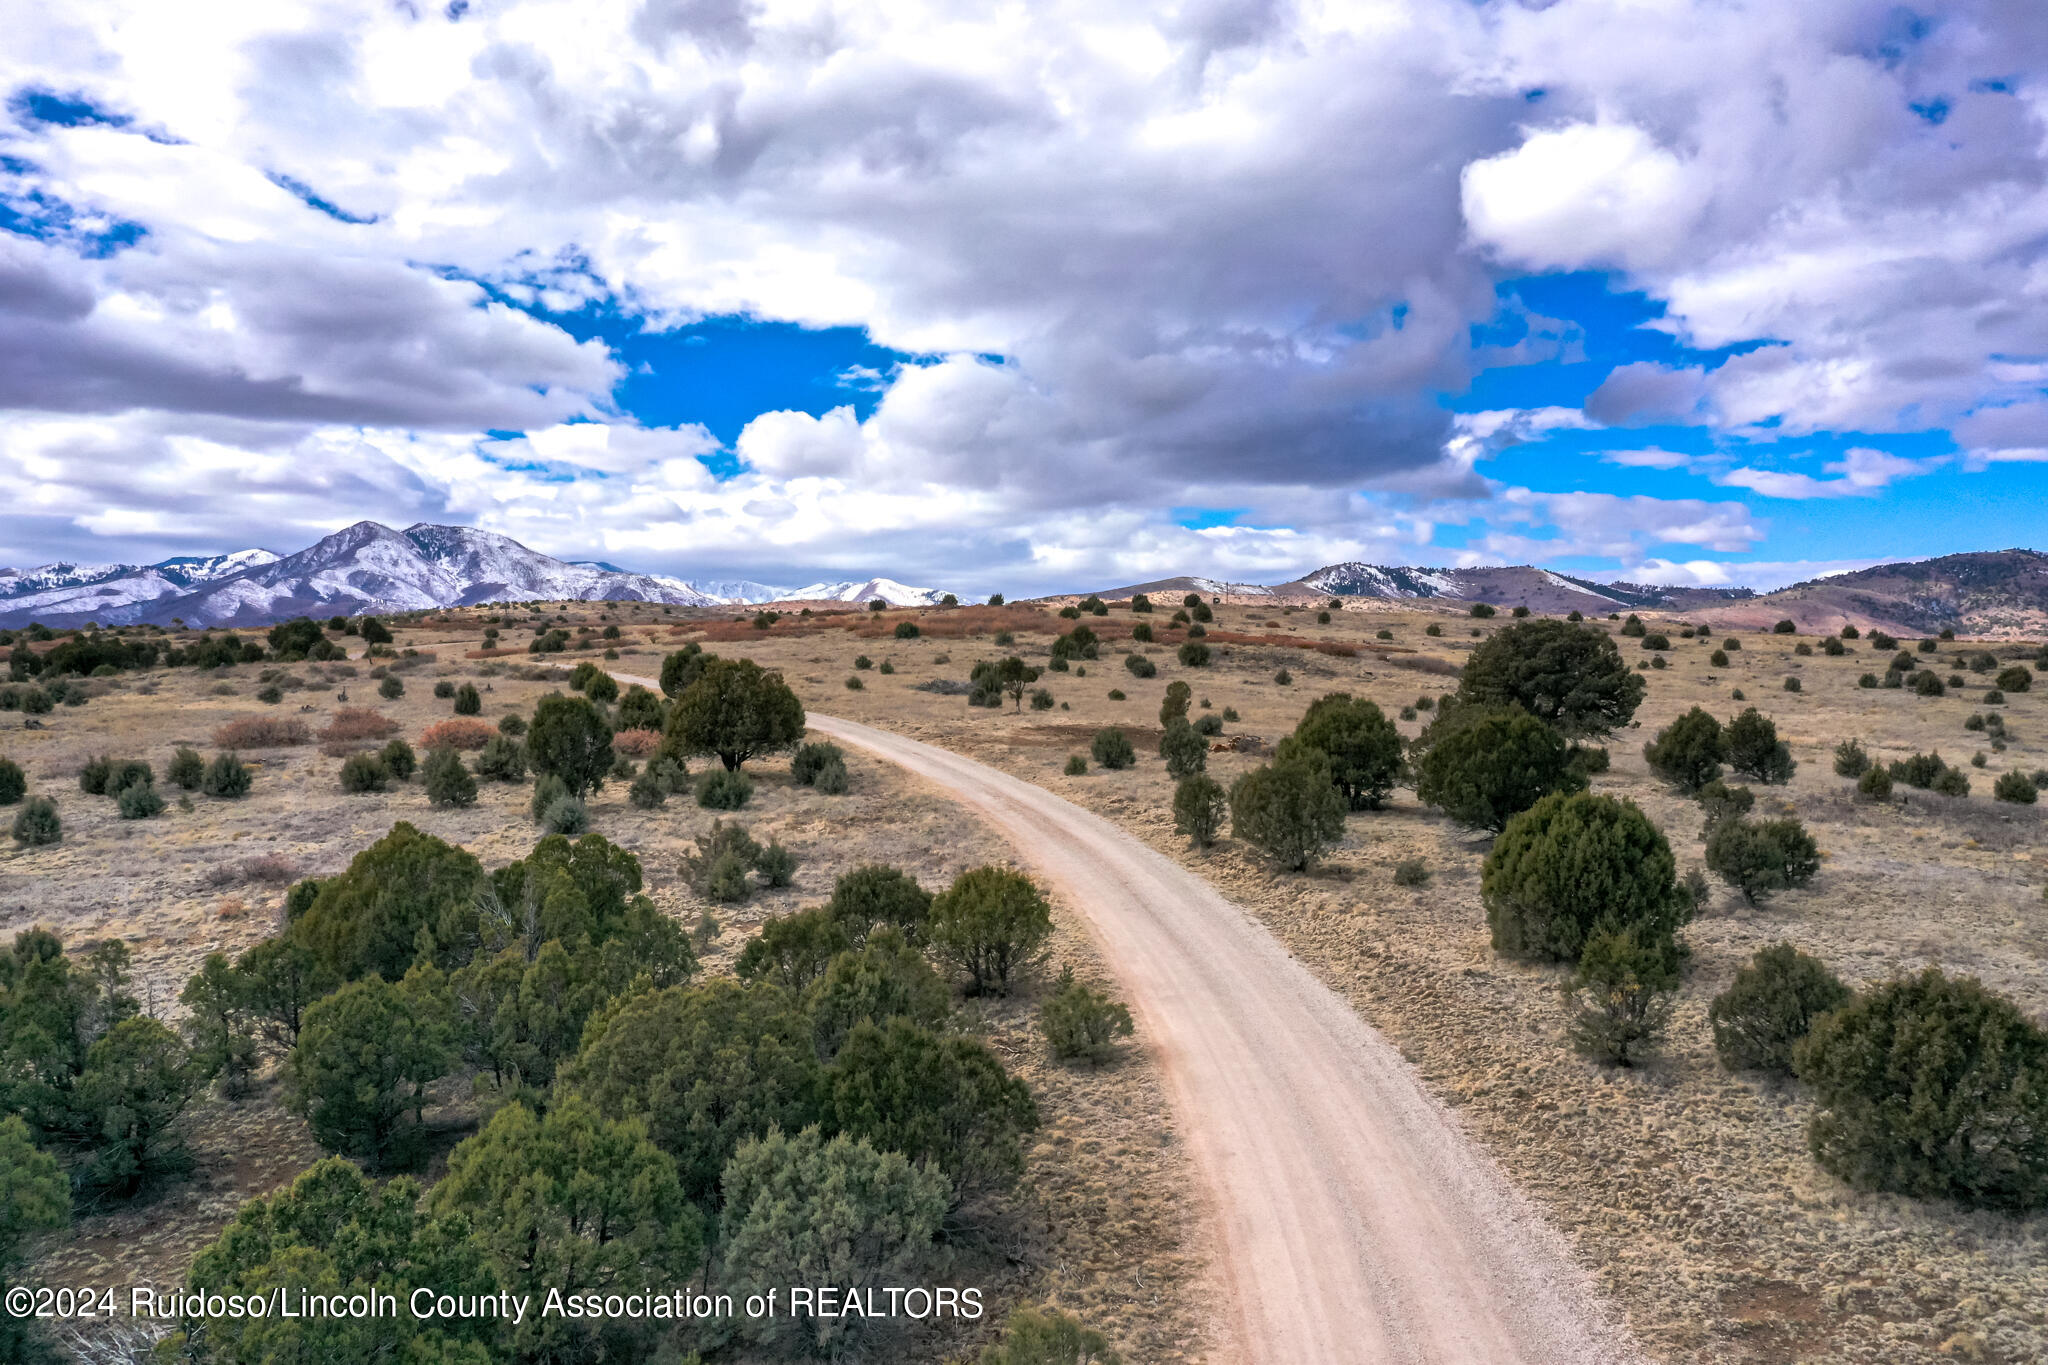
[1717,447,1943,499]
[1,0,2041,588]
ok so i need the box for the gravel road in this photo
[803,713,1643,1365]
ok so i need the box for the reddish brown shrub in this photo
[613,727,662,757]
[317,707,401,756]
[418,718,498,751]
[211,717,312,748]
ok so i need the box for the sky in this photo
[2,0,2046,598]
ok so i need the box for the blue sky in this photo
[2,0,2044,595]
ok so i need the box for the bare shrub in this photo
[613,727,662,757]
[417,717,498,751]
[211,716,312,748]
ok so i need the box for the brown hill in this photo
[1692,549,2048,639]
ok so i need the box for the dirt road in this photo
[801,714,1640,1365]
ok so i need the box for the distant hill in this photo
[1085,551,2048,638]
[1688,549,2048,638]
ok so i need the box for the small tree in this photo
[1091,727,1136,770]
[1481,792,1685,964]
[1643,707,1726,792]
[289,969,454,1170]
[74,1017,201,1196]
[0,757,23,806]
[1456,619,1646,737]
[928,866,1054,995]
[12,795,60,846]
[791,741,845,786]
[663,657,805,771]
[1796,969,2048,1211]
[1704,817,1820,905]
[1994,770,2039,804]
[719,1127,950,1356]
[166,746,205,791]
[381,737,417,780]
[1173,774,1227,848]
[1158,718,1206,778]
[528,692,615,796]
[1562,928,1677,1067]
[658,642,709,698]
[1288,693,1402,810]
[1412,705,1584,832]
[422,747,478,808]
[736,909,851,994]
[1709,943,1851,1075]
[802,928,950,1058]
[825,1018,1038,1202]
[452,682,482,715]
[1832,739,1870,777]
[180,952,259,1099]
[202,752,251,797]
[1039,967,1134,1063]
[1229,749,1347,871]
[1724,707,1795,783]
[1159,680,1192,726]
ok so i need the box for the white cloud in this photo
[1607,557,1892,591]
[1717,447,1942,499]
[1462,123,1708,272]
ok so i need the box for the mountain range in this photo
[1091,550,2048,637]
[0,522,953,629]
[5,524,2043,637]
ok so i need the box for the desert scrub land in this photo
[1,609,1210,1365]
[621,596,2047,1365]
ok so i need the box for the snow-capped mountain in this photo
[772,577,952,607]
[0,523,942,627]
[0,549,280,624]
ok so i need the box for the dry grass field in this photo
[7,595,2046,1363]
[1,622,1213,1364]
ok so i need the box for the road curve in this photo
[796,713,1642,1365]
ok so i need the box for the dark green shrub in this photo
[1064,754,1087,776]
[929,866,1053,995]
[1725,707,1795,783]
[1783,675,1801,692]
[380,738,417,780]
[1470,603,1497,618]
[1705,817,1820,905]
[1173,774,1226,848]
[1413,705,1584,832]
[541,794,589,835]
[376,674,403,701]
[1642,707,1723,791]
[1481,792,1684,963]
[756,840,798,888]
[854,654,873,670]
[1796,969,2048,1210]
[1029,687,1054,710]
[1641,633,1670,651]
[845,675,865,690]
[1695,779,1755,834]
[452,683,481,715]
[167,746,205,790]
[1867,630,1894,649]
[1131,622,1154,643]
[1159,680,1192,725]
[339,751,390,793]
[1985,689,2005,704]
[116,782,165,819]
[1563,927,1677,1066]
[289,974,452,1170]
[1995,665,2031,692]
[1274,667,1293,684]
[1287,693,1402,810]
[422,748,477,807]
[1039,967,1133,1063]
[1994,770,2039,804]
[1832,739,1870,777]
[527,693,614,797]
[696,768,754,809]
[1710,649,1730,667]
[474,733,526,782]
[628,763,668,808]
[1107,689,1125,700]
[1857,672,1878,688]
[1177,641,1212,667]
[202,752,251,798]
[1890,751,1969,796]
[1229,749,1347,871]
[1392,857,1430,888]
[1914,670,1945,697]
[1124,653,1157,678]
[1158,719,1205,778]
[1821,636,1845,656]
[894,621,920,639]
[11,795,60,845]
[498,713,527,737]
[433,680,456,699]
[1773,619,1796,634]
[0,757,22,806]
[1456,620,1646,738]
[791,741,845,786]
[1091,728,1136,770]
[813,756,849,794]
[1710,944,1852,1075]
[977,1307,1124,1365]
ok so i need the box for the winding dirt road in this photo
[804,714,1640,1365]
[618,672,1640,1364]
